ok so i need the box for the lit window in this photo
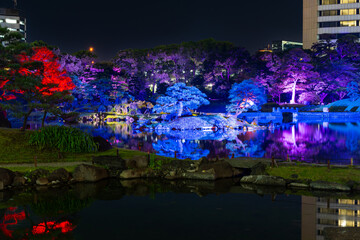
[20,21,25,25]
[339,209,355,216]
[0,19,4,23]
[340,0,356,3]
[321,10,338,16]
[339,220,355,227]
[321,0,337,5]
[8,28,17,32]
[340,20,357,27]
[5,19,17,24]
[338,199,355,205]
[341,9,357,15]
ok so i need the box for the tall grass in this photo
[29,126,98,153]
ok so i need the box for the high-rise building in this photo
[0,8,26,41]
[302,196,360,240]
[303,0,360,49]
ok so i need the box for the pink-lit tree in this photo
[281,49,318,104]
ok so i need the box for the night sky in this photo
[2,0,302,60]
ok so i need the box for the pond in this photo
[0,179,357,240]
[74,121,360,165]
[12,119,360,165]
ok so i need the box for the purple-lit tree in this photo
[114,49,147,99]
[203,45,251,98]
[281,49,318,104]
[256,53,285,103]
[59,53,99,108]
[311,36,360,102]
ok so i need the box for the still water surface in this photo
[0,180,307,239]
[0,180,357,240]
[15,120,360,164]
[77,121,360,164]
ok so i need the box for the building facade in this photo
[303,0,360,49]
[0,8,26,41]
[302,196,360,240]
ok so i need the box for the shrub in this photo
[261,102,280,112]
[328,106,347,112]
[351,107,359,112]
[29,126,98,153]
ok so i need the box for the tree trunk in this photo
[21,108,33,131]
[290,81,297,104]
[320,93,328,104]
[41,111,47,128]
[177,102,183,117]
[153,79,156,94]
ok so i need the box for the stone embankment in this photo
[0,156,358,194]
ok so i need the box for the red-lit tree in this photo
[0,46,75,130]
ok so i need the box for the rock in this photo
[310,181,351,192]
[288,182,309,189]
[119,169,148,179]
[93,156,126,169]
[198,160,239,179]
[250,162,268,175]
[169,171,176,177]
[0,181,4,190]
[12,176,26,186]
[93,136,112,152]
[240,175,286,187]
[48,168,70,183]
[125,156,149,169]
[73,164,109,182]
[0,168,15,186]
[28,169,50,183]
[183,172,216,181]
[225,159,272,169]
[36,177,49,186]
[0,111,11,128]
[199,157,209,165]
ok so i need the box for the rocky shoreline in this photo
[0,156,360,196]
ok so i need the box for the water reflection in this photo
[302,196,360,240]
[1,180,360,239]
[77,121,360,164]
[13,120,360,163]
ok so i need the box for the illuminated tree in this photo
[226,80,266,116]
[153,83,209,117]
[281,49,318,104]
[347,81,360,99]
[1,46,75,130]
[256,53,285,103]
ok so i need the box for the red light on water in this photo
[32,221,76,235]
[0,207,26,238]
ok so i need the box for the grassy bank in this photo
[267,165,360,184]
[0,128,151,164]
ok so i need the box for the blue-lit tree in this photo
[153,83,210,117]
[347,81,360,99]
[226,80,266,116]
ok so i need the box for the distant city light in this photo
[5,18,17,24]
[89,47,94,52]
